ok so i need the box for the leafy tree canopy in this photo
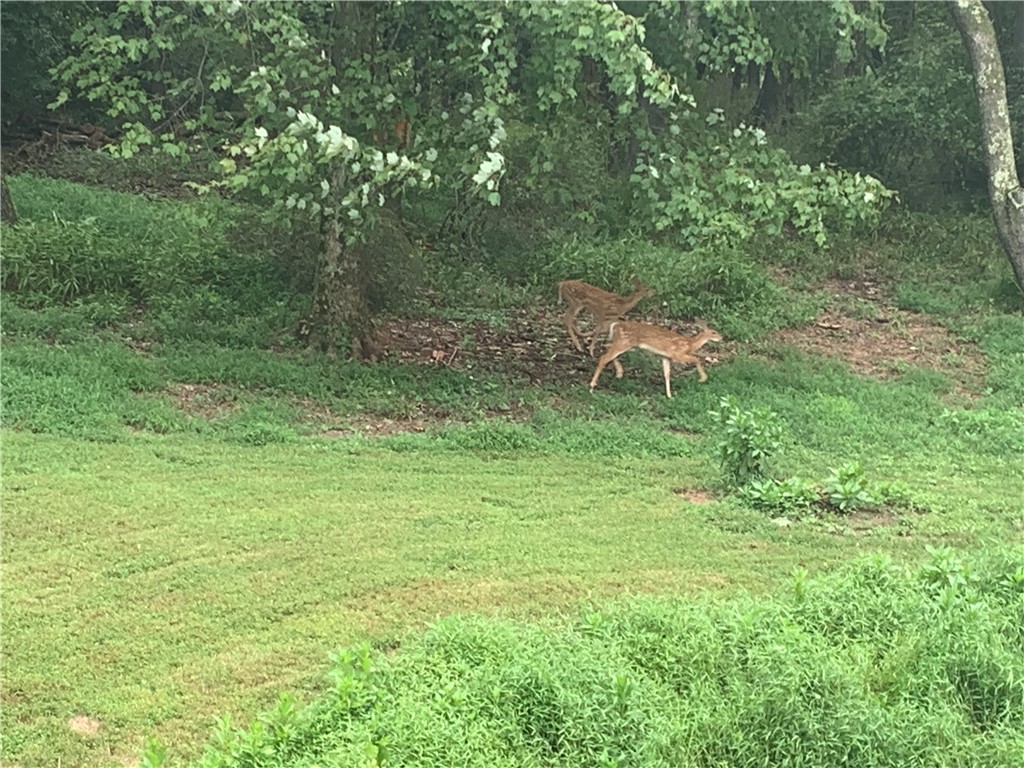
[53,0,894,250]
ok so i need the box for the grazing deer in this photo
[589,321,723,398]
[557,278,654,356]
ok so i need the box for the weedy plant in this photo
[741,476,820,517]
[147,550,1024,768]
[822,461,877,513]
[710,400,887,518]
[709,395,785,486]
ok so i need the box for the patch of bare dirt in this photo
[673,487,717,504]
[372,307,600,386]
[846,507,901,533]
[167,383,241,419]
[371,308,719,390]
[767,278,986,398]
[68,715,101,736]
[815,506,909,536]
[319,416,435,438]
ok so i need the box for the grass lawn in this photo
[3,426,1022,767]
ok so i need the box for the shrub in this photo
[709,395,785,485]
[741,476,820,517]
[822,461,877,513]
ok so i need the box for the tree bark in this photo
[1,175,17,224]
[950,0,1024,295]
[752,62,781,126]
[304,167,373,359]
[678,0,700,83]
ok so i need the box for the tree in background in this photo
[0,1,102,132]
[950,0,1024,295]
[49,0,893,358]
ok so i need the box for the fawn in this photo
[557,278,654,356]
[589,321,723,398]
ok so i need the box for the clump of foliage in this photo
[139,549,1024,768]
[784,3,989,206]
[742,462,881,519]
[709,395,785,484]
[741,475,821,516]
[822,460,877,513]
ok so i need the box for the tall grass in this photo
[1,173,304,347]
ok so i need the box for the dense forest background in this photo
[2,0,1022,354]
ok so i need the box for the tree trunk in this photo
[678,0,700,83]
[951,0,1024,295]
[304,171,373,359]
[1,175,17,224]
[298,0,374,359]
[753,63,782,128]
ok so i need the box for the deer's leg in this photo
[662,357,673,398]
[589,344,628,392]
[676,353,709,383]
[694,359,709,383]
[613,359,625,378]
[563,306,584,352]
[587,318,609,357]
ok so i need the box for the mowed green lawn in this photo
[3,427,1022,768]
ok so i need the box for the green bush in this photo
[741,475,820,517]
[822,461,877,513]
[710,395,785,485]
